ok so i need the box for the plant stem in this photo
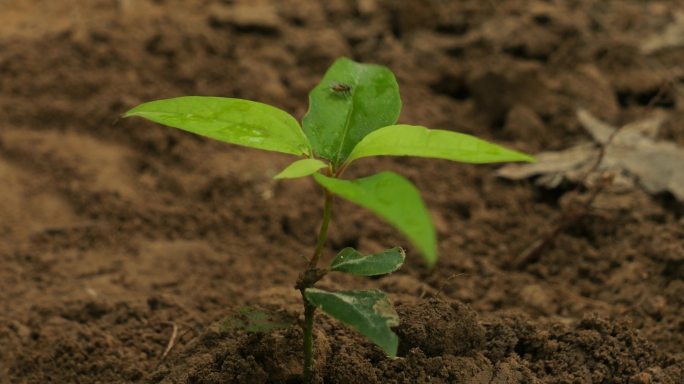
[302,300,316,383]
[310,191,333,268]
[300,189,334,384]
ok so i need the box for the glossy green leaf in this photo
[304,288,399,356]
[274,159,327,180]
[347,124,535,165]
[330,247,405,276]
[314,172,436,265]
[302,57,401,166]
[125,96,310,156]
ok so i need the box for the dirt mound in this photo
[150,299,680,383]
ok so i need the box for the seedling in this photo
[124,57,533,382]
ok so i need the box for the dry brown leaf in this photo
[497,109,684,201]
[641,12,684,54]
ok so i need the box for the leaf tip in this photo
[500,147,536,164]
[425,256,438,268]
[385,343,399,358]
[519,152,537,163]
[423,248,438,268]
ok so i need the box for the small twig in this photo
[153,321,196,370]
[514,118,623,268]
[642,80,673,111]
[156,322,178,368]
[513,82,670,268]
[427,272,467,299]
[153,322,196,370]
[514,172,613,267]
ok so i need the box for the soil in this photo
[1,0,683,383]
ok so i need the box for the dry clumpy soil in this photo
[1,0,683,383]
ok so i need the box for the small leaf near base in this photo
[304,288,399,357]
[330,247,405,276]
[274,158,328,180]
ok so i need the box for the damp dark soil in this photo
[1,1,683,383]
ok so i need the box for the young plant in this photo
[124,57,533,382]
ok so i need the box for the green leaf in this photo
[314,172,436,265]
[302,57,401,166]
[347,124,535,165]
[304,288,399,356]
[125,96,310,156]
[274,159,328,180]
[330,247,405,276]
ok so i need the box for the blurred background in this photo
[1,1,683,383]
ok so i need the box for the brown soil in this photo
[1,0,683,383]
